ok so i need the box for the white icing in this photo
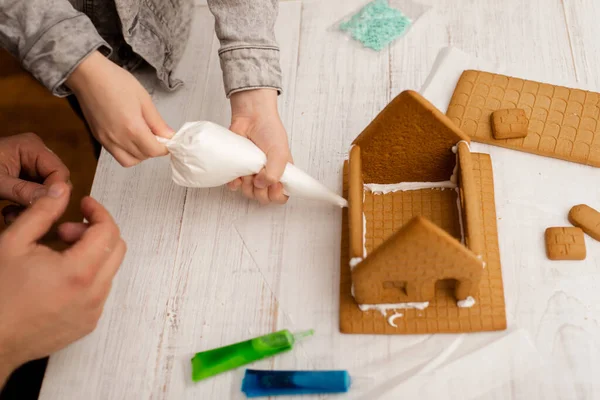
[159,121,347,207]
[477,254,487,269]
[450,163,458,184]
[457,296,476,308]
[358,302,430,316]
[364,181,456,194]
[349,257,363,270]
[451,140,471,154]
[387,312,404,327]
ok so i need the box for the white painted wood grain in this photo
[40,0,600,399]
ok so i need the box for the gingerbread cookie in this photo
[545,227,586,260]
[491,109,529,140]
[569,204,600,242]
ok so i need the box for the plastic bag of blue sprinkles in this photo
[334,0,430,51]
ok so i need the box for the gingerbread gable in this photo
[352,217,483,304]
[352,90,470,184]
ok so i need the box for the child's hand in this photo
[227,89,292,205]
[66,51,174,167]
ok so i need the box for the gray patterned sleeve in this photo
[0,0,111,97]
[207,0,282,97]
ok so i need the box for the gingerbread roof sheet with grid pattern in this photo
[447,70,600,167]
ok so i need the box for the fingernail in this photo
[48,183,65,198]
[32,188,47,202]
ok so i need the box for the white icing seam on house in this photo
[477,254,486,269]
[358,302,430,317]
[364,181,457,194]
[457,296,476,308]
[452,140,471,154]
[349,257,363,270]
[388,312,404,327]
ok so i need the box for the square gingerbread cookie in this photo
[491,109,529,140]
[545,227,586,260]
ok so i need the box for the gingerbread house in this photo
[348,90,487,306]
[340,91,506,335]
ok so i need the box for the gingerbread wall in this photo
[352,217,483,304]
[352,91,470,184]
[348,145,364,260]
[457,142,485,257]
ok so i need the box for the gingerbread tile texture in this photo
[340,90,506,335]
[491,108,529,139]
[545,227,586,260]
[447,70,600,167]
[569,204,600,242]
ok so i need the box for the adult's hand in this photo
[0,133,71,224]
[227,88,292,205]
[0,182,126,387]
[0,133,70,205]
[66,51,174,167]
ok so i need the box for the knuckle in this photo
[69,268,95,288]
[149,147,165,158]
[21,132,40,141]
[125,121,144,136]
[89,291,107,309]
[264,173,279,184]
[11,180,28,200]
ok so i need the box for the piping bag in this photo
[191,329,314,382]
[157,121,347,207]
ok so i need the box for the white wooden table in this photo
[40,1,600,399]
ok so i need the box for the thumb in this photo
[0,176,47,205]
[254,148,289,189]
[142,98,174,139]
[4,182,70,245]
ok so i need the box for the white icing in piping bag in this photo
[158,121,348,207]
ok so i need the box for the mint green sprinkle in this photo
[339,0,412,51]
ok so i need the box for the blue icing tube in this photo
[241,369,351,397]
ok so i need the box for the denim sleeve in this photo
[0,0,111,97]
[207,0,282,97]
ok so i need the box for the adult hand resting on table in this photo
[66,51,174,167]
[227,89,293,205]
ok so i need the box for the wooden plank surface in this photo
[40,1,600,399]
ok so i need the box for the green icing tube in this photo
[191,329,314,382]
